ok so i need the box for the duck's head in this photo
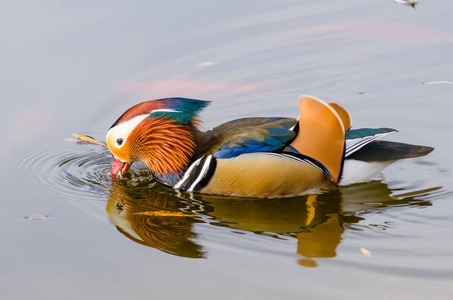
[106,98,209,178]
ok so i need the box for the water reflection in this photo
[106,175,437,266]
[107,182,205,258]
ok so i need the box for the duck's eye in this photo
[116,138,124,146]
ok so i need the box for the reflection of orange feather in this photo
[130,212,196,253]
[133,211,196,217]
[128,117,195,175]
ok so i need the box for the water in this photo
[2,0,453,299]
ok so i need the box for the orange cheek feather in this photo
[128,118,195,175]
[107,135,132,163]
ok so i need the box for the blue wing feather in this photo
[212,117,297,159]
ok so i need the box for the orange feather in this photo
[128,117,195,175]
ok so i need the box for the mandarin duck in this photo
[106,96,433,197]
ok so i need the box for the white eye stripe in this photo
[151,109,181,113]
[106,109,181,149]
[106,114,149,148]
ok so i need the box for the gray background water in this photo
[1,0,452,299]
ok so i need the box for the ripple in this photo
[16,137,113,206]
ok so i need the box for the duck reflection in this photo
[107,181,205,258]
[106,178,436,265]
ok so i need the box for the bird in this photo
[106,96,433,198]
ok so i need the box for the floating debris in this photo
[66,134,107,147]
[394,0,417,9]
[134,211,197,217]
[423,80,453,85]
[24,215,50,220]
[360,247,372,257]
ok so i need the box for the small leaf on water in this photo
[133,211,196,217]
[70,134,107,147]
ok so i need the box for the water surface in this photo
[2,0,453,299]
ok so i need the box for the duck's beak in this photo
[111,157,130,177]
